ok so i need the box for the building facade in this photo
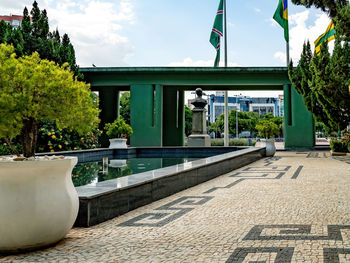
[0,15,23,29]
[207,92,284,123]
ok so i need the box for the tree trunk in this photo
[21,117,39,158]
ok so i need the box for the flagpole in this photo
[286,0,290,67]
[224,0,229,147]
[286,41,290,67]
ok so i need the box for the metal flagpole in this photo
[286,0,290,67]
[224,0,229,147]
[286,41,290,67]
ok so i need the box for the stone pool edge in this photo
[74,147,265,227]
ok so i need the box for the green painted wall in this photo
[284,84,315,148]
[97,87,120,147]
[163,88,185,146]
[130,84,163,146]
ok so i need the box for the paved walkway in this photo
[1,151,350,263]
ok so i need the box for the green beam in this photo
[130,84,163,146]
[81,67,290,87]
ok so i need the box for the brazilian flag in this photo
[314,21,336,55]
[210,0,223,67]
[273,0,289,42]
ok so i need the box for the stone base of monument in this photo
[188,134,211,147]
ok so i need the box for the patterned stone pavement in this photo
[1,151,350,263]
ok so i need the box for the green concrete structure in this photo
[80,67,315,149]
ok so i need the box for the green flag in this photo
[210,0,223,67]
[273,0,289,42]
[314,21,336,55]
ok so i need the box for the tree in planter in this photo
[0,44,99,157]
[104,118,133,139]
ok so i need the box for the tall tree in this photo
[289,40,350,130]
[0,1,80,76]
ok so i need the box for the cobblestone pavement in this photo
[1,151,350,263]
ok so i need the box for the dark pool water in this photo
[72,157,199,187]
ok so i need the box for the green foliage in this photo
[210,138,256,146]
[104,118,133,139]
[315,121,331,137]
[185,106,193,137]
[330,139,348,152]
[72,162,100,187]
[0,141,22,155]
[209,110,283,139]
[0,1,80,77]
[120,92,130,124]
[209,110,269,137]
[263,113,283,136]
[36,121,100,153]
[255,120,279,139]
[0,44,100,157]
[289,39,350,131]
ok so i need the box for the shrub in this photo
[104,119,133,139]
[330,140,348,153]
[255,120,279,139]
[210,138,256,146]
[36,121,101,153]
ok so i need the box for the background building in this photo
[0,15,23,29]
[206,92,284,123]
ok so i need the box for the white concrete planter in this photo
[109,138,127,149]
[260,139,276,157]
[0,157,79,252]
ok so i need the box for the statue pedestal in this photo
[188,134,211,147]
[188,108,211,147]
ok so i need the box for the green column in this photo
[163,88,185,146]
[130,84,163,146]
[98,88,120,147]
[284,84,315,149]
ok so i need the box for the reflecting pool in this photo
[72,157,199,187]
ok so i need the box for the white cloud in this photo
[274,51,286,64]
[268,17,279,27]
[167,57,240,67]
[288,10,332,63]
[228,21,235,28]
[254,8,261,13]
[47,0,135,67]
[1,0,135,67]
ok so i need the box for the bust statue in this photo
[191,88,207,109]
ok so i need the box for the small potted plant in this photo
[255,120,279,157]
[0,44,99,252]
[104,118,133,149]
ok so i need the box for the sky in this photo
[1,0,332,98]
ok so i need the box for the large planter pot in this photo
[109,138,127,149]
[260,139,276,157]
[0,157,79,252]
